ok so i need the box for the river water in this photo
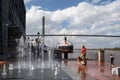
[65,49,120,66]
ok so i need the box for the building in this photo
[0,0,26,59]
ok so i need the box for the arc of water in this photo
[8,63,13,70]
[2,64,7,76]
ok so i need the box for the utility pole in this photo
[42,16,45,36]
[42,16,45,46]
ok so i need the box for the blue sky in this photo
[24,0,115,10]
[24,0,120,48]
[25,0,83,11]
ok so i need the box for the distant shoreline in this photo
[74,48,120,51]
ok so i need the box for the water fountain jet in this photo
[1,64,7,76]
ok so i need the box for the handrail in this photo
[25,34,120,37]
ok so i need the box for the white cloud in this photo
[26,0,120,48]
[24,0,32,4]
[91,0,101,4]
[85,0,115,5]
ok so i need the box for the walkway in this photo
[0,60,120,80]
[62,60,120,80]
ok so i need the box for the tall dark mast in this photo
[42,16,45,46]
[42,16,45,36]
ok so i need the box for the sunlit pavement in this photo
[0,60,120,80]
[62,60,120,80]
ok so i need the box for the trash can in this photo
[112,67,120,76]
[98,50,104,62]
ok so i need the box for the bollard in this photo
[98,49,104,62]
[112,67,120,76]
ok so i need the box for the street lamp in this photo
[37,32,40,43]
[27,37,30,40]
[36,32,40,58]
[27,37,30,48]
[37,32,40,37]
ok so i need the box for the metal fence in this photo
[104,50,120,66]
[86,52,98,60]
[68,49,120,66]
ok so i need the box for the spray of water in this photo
[1,36,61,78]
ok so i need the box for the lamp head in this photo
[37,32,40,35]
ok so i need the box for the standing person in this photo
[110,54,114,66]
[81,45,87,65]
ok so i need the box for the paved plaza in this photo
[0,59,120,80]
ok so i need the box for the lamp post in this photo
[37,32,40,44]
[37,32,40,58]
[27,37,30,48]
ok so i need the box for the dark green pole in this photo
[42,16,45,36]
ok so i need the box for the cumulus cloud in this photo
[85,0,115,5]
[26,0,120,48]
[24,0,32,4]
